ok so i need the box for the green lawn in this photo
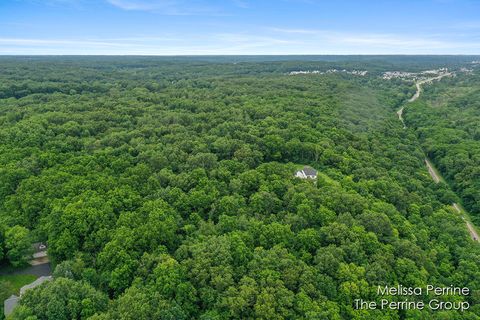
[0,274,37,294]
[0,274,37,319]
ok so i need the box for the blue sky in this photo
[1,0,480,55]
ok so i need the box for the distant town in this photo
[288,69,368,76]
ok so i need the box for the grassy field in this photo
[0,274,37,293]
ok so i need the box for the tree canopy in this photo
[0,56,479,319]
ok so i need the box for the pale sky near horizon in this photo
[1,0,480,55]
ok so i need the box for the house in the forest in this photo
[295,166,318,180]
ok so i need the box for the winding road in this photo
[397,72,453,129]
[425,159,479,242]
[396,71,479,242]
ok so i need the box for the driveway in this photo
[0,263,52,277]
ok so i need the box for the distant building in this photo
[295,166,318,180]
[3,276,52,317]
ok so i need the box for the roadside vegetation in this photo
[405,71,480,223]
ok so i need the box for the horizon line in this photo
[1,54,480,57]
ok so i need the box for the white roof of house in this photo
[295,166,318,178]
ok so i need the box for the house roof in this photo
[4,295,19,317]
[302,166,317,176]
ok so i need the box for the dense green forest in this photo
[0,57,479,319]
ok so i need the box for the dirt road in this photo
[397,72,453,128]
[425,159,441,183]
[453,203,480,242]
[466,221,480,242]
[426,158,479,242]
[397,107,406,129]
[394,71,479,243]
[453,203,461,213]
[409,73,453,103]
[408,82,422,102]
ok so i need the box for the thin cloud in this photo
[450,21,480,30]
[106,0,177,11]
[336,34,448,49]
[105,0,240,15]
[27,0,86,8]
[215,33,296,45]
[232,0,249,9]
[268,27,320,35]
[1,30,480,55]
[269,27,480,52]
[0,38,129,47]
[0,33,295,55]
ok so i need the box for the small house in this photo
[295,166,318,180]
